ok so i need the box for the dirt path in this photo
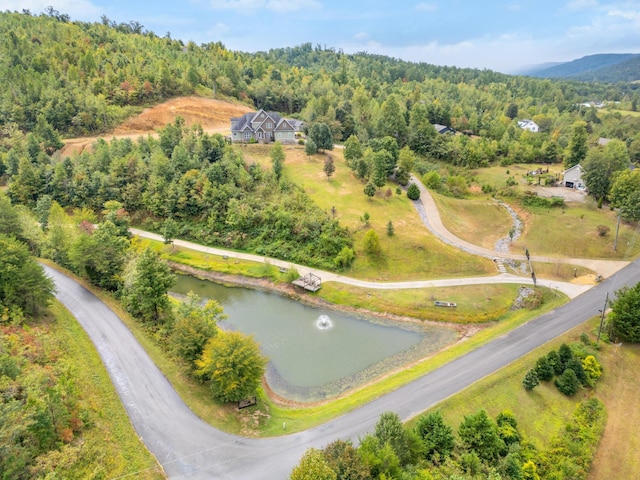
[58,96,253,157]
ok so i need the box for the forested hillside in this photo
[2,9,640,270]
[526,53,640,82]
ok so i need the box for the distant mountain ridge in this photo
[523,53,640,83]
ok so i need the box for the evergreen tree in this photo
[522,369,539,391]
[407,183,420,200]
[323,155,335,179]
[458,409,505,464]
[414,410,455,460]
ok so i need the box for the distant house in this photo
[230,109,299,143]
[597,137,612,146]
[517,119,539,133]
[433,124,455,135]
[562,164,586,190]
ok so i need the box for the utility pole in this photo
[597,291,609,343]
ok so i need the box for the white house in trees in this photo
[562,164,586,190]
[517,119,539,133]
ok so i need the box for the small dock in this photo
[434,300,457,307]
[292,273,322,292]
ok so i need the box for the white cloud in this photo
[208,0,320,12]
[0,0,102,18]
[354,31,369,40]
[506,3,522,11]
[606,8,640,22]
[565,0,599,11]
[415,2,438,12]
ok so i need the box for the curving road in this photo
[45,256,639,479]
[130,228,591,300]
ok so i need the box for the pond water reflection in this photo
[172,275,458,402]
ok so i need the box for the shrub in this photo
[423,171,441,190]
[333,246,355,268]
[481,183,495,194]
[407,183,420,200]
[534,356,554,381]
[596,225,610,237]
[547,350,564,375]
[582,355,603,387]
[555,368,580,396]
[522,369,539,391]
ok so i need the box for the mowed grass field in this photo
[429,162,640,261]
[431,193,513,250]
[239,143,495,281]
[513,203,640,260]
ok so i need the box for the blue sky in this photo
[4,0,640,72]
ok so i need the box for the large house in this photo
[517,119,539,133]
[230,109,300,143]
[562,164,586,190]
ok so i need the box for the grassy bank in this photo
[411,318,640,480]
[241,143,496,280]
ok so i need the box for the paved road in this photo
[131,229,591,299]
[44,258,640,479]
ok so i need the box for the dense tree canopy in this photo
[0,234,54,317]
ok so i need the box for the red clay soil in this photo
[59,96,253,157]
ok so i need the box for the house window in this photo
[277,132,281,137]
[244,132,251,139]
[266,122,273,128]
[287,132,292,137]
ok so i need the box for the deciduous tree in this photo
[290,448,337,480]
[121,247,175,323]
[171,292,223,364]
[609,169,640,222]
[309,123,333,152]
[195,330,267,403]
[564,121,588,169]
[0,234,54,317]
[609,282,640,342]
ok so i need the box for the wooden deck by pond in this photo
[292,273,321,292]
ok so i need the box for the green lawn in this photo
[319,282,526,324]
[513,202,640,260]
[241,144,495,280]
[431,193,512,250]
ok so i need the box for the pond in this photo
[172,275,458,402]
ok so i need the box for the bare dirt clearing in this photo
[59,96,252,157]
